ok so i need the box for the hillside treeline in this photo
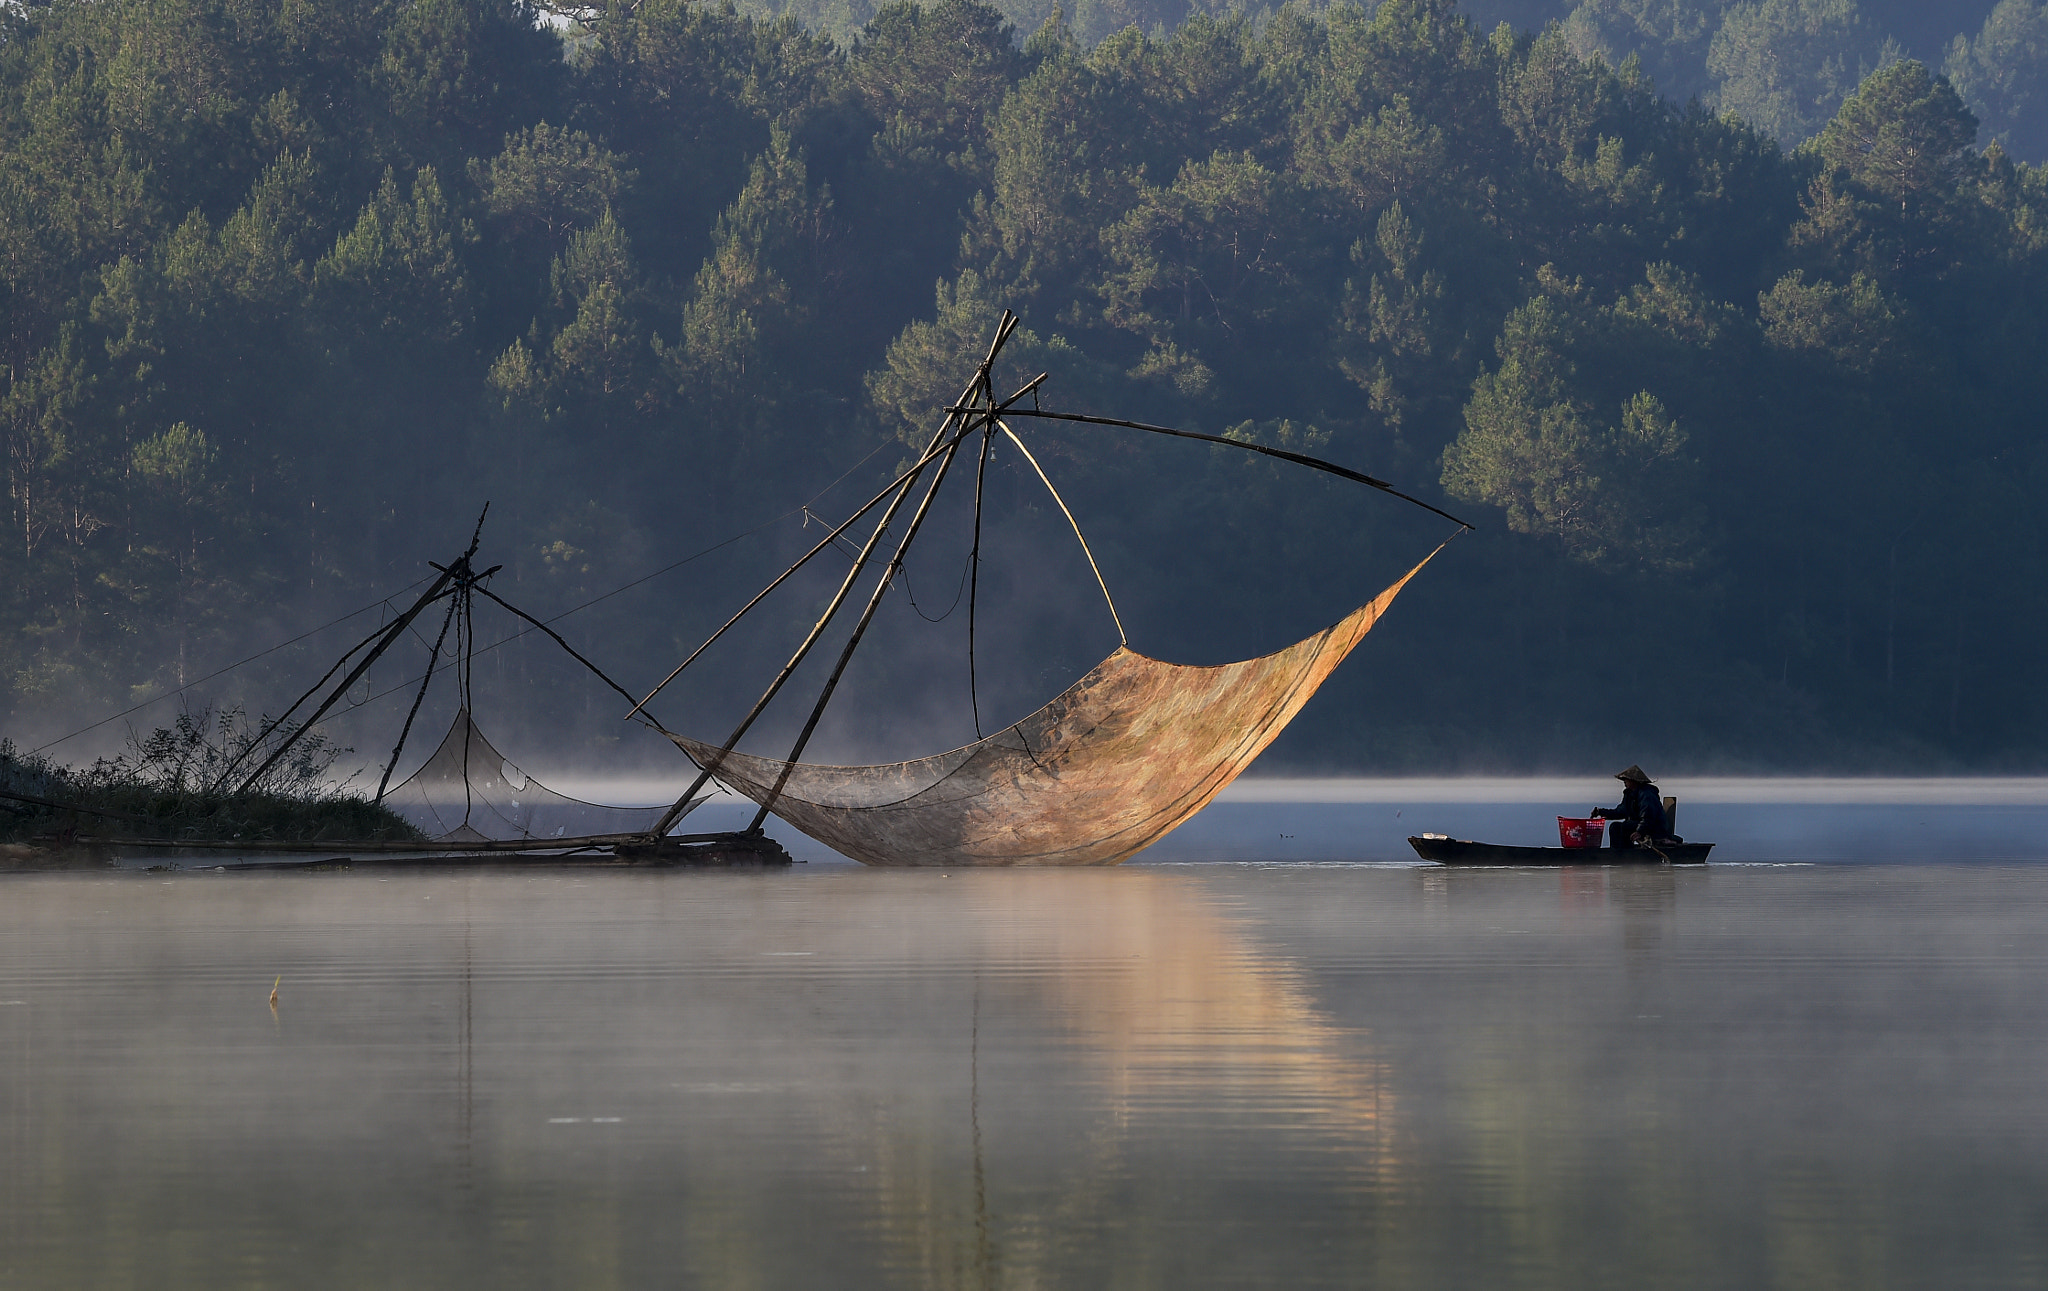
[740,0,2048,160]
[3,0,2046,772]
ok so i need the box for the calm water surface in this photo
[4,858,2046,1288]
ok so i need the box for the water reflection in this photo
[736,870,1398,1288]
[1611,867,1680,963]
[2,863,2046,1289]
[1423,862,1689,965]
[0,869,1394,1289]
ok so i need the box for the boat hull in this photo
[1409,836,1713,866]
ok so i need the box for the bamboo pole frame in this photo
[643,314,1025,838]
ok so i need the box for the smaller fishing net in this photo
[384,709,683,841]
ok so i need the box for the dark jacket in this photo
[1598,782,1669,839]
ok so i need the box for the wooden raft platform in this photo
[45,830,796,872]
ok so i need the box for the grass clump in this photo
[0,707,423,845]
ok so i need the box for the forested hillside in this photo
[739,0,2048,159]
[3,0,2046,775]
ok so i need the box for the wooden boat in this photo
[1408,835,1713,866]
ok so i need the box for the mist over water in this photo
[5,859,2047,1289]
[1158,779,2048,866]
[579,779,2048,866]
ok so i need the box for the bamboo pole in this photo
[228,508,492,795]
[628,370,1051,728]
[958,407,1476,530]
[966,418,995,737]
[229,572,461,795]
[623,418,985,724]
[213,605,434,789]
[744,393,979,832]
[644,315,1024,838]
[645,448,942,836]
[375,591,461,802]
[740,364,1054,829]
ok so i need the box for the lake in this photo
[5,791,2048,1288]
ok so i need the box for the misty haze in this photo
[5,0,2048,1286]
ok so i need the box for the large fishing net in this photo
[670,551,1437,866]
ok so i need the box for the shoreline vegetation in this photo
[0,709,423,863]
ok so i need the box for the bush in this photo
[0,708,423,845]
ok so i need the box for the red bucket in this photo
[1557,816,1606,849]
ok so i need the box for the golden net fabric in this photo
[670,551,1437,866]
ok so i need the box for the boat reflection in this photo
[1417,861,1697,966]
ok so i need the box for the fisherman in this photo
[1591,765,1677,849]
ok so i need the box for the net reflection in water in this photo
[1,862,2045,1288]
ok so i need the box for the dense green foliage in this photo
[741,0,2048,158]
[2,0,2046,774]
